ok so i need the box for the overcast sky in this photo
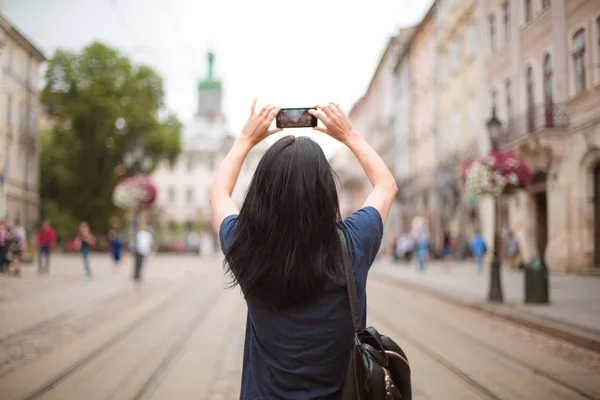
[4,0,432,155]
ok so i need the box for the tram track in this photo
[370,279,600,400]
[15,278,220,400]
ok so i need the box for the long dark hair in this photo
[224,135,344,310]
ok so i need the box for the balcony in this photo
[498,102,569,149]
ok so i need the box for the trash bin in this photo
[524,257,549,304]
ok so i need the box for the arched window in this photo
[572,29,586,94]
[543,54,554,127]
[526,66,535,132]
[524,0,533,23]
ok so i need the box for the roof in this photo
[0,15,46,62]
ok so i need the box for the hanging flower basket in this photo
[112,176,157,211]
[461,150,533,198]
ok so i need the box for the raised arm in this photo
[310,103,398,223]
[209,100,280,229]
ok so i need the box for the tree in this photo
[40,42,181,235]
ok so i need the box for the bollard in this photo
[524,257,549,304]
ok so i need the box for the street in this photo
[0,254,599,400]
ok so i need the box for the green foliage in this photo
[167,220,182,233]
[41,200,80,240]
[40,41,182,233]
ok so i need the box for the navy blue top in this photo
[219,206,383,399]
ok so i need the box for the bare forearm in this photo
[211,138,253,197]
[344,133,396,192]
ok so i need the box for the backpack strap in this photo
[338,227,362,333]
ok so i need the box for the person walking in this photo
[210,101,397,398]
[470,229,488,274]
[37,220,56,274]
[75,222,95,279]
[414,230,430,272]
[9,219,27,277]
[441,232,452,269]
[0,220,8,274]
[108,230,123,268]
[133,225,153,283]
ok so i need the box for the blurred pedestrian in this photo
[37,220,56,274]
[108,230,123,268]
[414,230,430,272]
[470,229,487,274]
[0,220,7,273]
[506,230,521,269]
[133,224,153,283]
[75,222,95,279]
[10,218,27,277]
[441,232,452,269]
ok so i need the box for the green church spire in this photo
[198,50,221,90]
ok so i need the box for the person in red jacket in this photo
[37,220,56,274]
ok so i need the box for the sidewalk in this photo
[372,258,600,353]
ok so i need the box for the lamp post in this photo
[486,108,504,303]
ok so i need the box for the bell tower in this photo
[196,51,222,119]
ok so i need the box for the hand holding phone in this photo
[276,108,318,129]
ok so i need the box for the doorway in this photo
[594,163,600,268]
[530,172,548,260]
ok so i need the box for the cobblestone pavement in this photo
[0,254,599,399]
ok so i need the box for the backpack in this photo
[339,228,412,399]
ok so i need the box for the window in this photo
[451,38,460,70]
[16,150,23,180]
[186,187,194,204]
[503,2,511,43]
[19,58,26,80]
[541,0,550,9]
[186,156,193,172]
[168,187,175,203]
[7,48,13,72]
[468,98,478,140]
[28,157,36,185]
[489,14,497,53]
[29,109,37,136]
[467,22,477,57]
[6,94,12,127]
[505,79,512,122]
[491,88,498,110]
[453,111,461,148]
[544,54,554,126]
[526,66,535,132]
[572,29,586,94]
[29,65,37,88]
[524,0,533,23]
[18,102,25,133]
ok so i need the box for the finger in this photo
[313,126,328,134]
[250,98,257,116]
[267,106,280,120]
[268,128,283,135]
[257,105,269,117]
[309,108,329,123]
[330,102,344,115]
[325,103,339,117]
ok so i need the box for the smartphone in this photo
[276,108,318,129]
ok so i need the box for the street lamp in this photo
[486,108,504,303]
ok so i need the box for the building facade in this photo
[407,5,440,243]
[0,15,45,227]
[436,0,482,250]
[391,28,415,234]
[482,0,600,271]
[333,29,413,247]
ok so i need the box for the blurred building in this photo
[0,14,45,226]
[151,52,264,231]
[481,0,600,272]
[391,28,415,234]
[332,28,413,248]
[435,0,482,247]
[407,5,440,244]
